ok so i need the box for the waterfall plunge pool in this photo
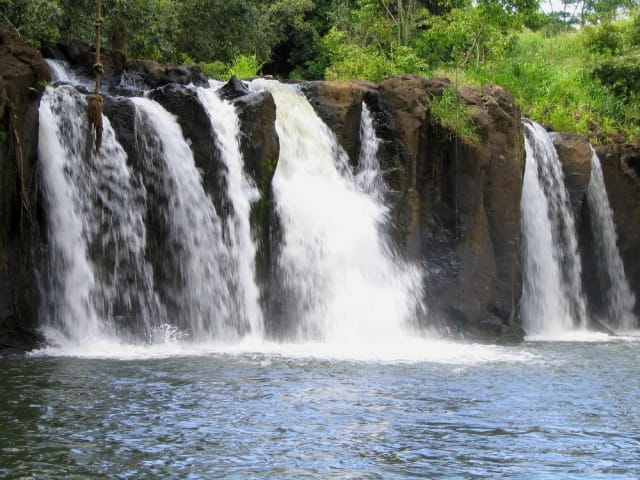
[2,337,639,479]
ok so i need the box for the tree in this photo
[0,0,63,46]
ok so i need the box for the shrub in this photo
[428,88,479,145]
[583,23,622,56]
[200,61,228,80]
[227,54,263,79]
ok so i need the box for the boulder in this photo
[126,60,208,89]
[301,81,376,165]
[219,75,251,101]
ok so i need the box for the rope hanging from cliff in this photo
[87,0,104,152]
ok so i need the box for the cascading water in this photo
[38,65,267,347]
[45,59,92,89]
[355,102,385,198]
[249,79,424,346]
[38,86,165,346]
[586,150,637,332]
[196,84,264,338]
[521,119,588,337]
[131,97,249,341]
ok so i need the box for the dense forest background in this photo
[1,0,639,140]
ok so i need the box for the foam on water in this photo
[30,336,538,365]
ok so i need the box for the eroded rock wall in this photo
[303,74,525,341]
[0,26,49,351]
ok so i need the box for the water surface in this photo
[2,339,639,479]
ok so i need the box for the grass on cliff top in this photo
[456,26,640,142]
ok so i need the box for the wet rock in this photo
[0,25,49,352]
[301,80,374,165]
[594,143,640,317]
[149,84,228,216]
[551,132,593,218]
[219,75,251,101]
[232,87,280,298]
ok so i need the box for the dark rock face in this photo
[303,75,525,341]
[229,81,280,326]
[594,144,640,317]
[301,81,376,166]
[0,26,49,352]
[551,133,592,219]
[552,133,603,323]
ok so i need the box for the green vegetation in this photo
[429,88,480,145]
[1,0,640,139]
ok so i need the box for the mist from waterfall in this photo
[521,119,588,338]
[586,150,637,332]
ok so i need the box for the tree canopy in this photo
[1,0,639,139]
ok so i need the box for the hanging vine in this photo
[87,0,104,152]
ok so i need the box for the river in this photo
[1,336,639,479]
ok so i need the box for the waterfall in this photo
[586,150,637,331]
[131,97,249,341]
[355,102,385,198]
[249,79,424,345]
[45,59,93,90]
[38,86,164,345]
[38,70,266,346]
[521,119,588,337]
[196,85,264,338]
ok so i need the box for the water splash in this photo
[250,79,424,345]
[38,86,164,345]
[586,150,637,331]
[521,120,587,338]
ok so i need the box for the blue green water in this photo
[1,339,639,479]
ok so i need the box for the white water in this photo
[45,59,93,90]
[197,84,264,337]
[36,73,639,363]
[131,97,246,341]
[249,79,424,346]
[521,120,588,339]
[355,102,385,198]
[38,86,163,346]
[586,150,637,331]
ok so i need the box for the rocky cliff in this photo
[0,26,49,351]
[3,34,640,351]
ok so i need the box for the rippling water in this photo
[1,339,639,479]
